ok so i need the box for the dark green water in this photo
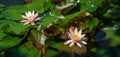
[0,0,25,6]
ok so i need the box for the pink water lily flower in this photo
[64,28,87,47]
[20,11,42,25]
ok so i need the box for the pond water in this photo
[0,0,25,6]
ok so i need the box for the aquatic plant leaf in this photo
[0,20,28,35]
[85,18,99,30]
[0,31,7,40]
[0,8,4,11]
[0,36,22,52]
[0,20,12,28]
[56,12,80,27]
[5,44,41,57]
[2,5,27,20]
[2,21,28,35]
[38,12,58,27]
[57,43,71,52]
[80,0,104,12]
[7,23,28,34]
[45,49,58,57]
[65,12,80,20]
[70,45,87,55]
[0,4,5,8]
[2,9,23,20]
[91,48,97,53]
[26,47,39,57]
[29,29,42,43]
[50,42,60,49]
[44,0,55,10]
[25,3,44,13]
[31,0,44,6]
[0,14,4,19]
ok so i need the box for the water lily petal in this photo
[31,22,35,25]
[65,27,87,47]
[21,15,27,19]
[23,21,30,25]
[20,20,28,22]
[32,11,35,15]
[64,40,73,45]
[81,41,87,44]
[69,42,74,47]
[69,28,74,35]
[67,32,73,39]
[21,11,42,25]
[35,17,42,21]
[76,42,81,47]
[74,28,78,34]
[81,34,86,38]
[78,29,82,35]
[77,0,80,3]
[28,11,31,15]
[25,12,29,16]
[34,12,38,18]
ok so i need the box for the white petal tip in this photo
[64,42,68,45]
[76,42,82,47]
[85,12,90,16]
[69,42,74,47]
[81,41,87,44]
[64,40,73,45]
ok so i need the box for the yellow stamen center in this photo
[28,15,33,18]
[72,33,80,39]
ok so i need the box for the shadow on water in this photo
[0,0,25,6]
